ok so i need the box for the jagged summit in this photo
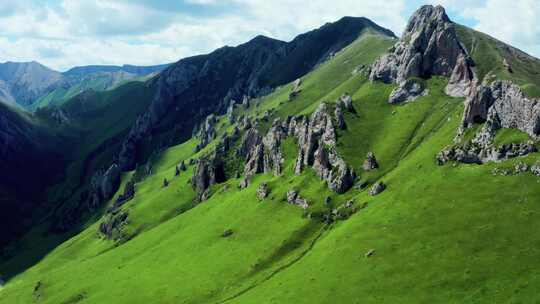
[370,4,475,102]
[404,5,450,33]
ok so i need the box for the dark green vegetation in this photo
[1,9,540,304]
[0,102,65,249]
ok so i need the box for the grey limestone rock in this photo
[369,5,475,100]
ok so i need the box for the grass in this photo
[493,128,531,146]
[3,27,540,304]
[456,25,540,98]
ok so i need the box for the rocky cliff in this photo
[369,5,475,102]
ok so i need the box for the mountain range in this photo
[0,61,169,109]
[1,5,540,303]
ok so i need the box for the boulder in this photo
[531,164,540,176]
[334,103,346,129]
[221,229,234,238]
[338,94,355,113]
[388,79,427,104]
[257,182,269,200]
[369,182,386,196]
[363,152,379,171]
[289,78,302,100]
[286,190,309,209]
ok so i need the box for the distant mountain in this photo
[0,61,63,107]
[63,64,169,77]
[0,62,170,109]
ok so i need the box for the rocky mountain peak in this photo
[370,5,475,101]
[404,5,450,35]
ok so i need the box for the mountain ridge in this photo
[0,61,170,109]
[2,5,540,303]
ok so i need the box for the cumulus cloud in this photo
[0,0,537,71]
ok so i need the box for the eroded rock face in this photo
[195,114,217,152]
[462,80,540,138]
[437,141,537,165]
[290,103,356,193]
[88,164,121,209]
[113,180,136,210]
[191,158,225,200]
[369,5,475,100]
[99,211,128,240]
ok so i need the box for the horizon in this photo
[0,1,538,71]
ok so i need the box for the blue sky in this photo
[0,0,537,71]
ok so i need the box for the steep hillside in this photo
[2,5,540,304]
[116,16,396,172]
[455,25,540,97]
[0,17,395,249]
[0,102,65,248]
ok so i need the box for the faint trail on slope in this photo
[215,224,330,304]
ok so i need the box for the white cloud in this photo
[0,0,537,71]
[430,0,540,57]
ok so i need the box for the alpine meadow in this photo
[1,2,540,303]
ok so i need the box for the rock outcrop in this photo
[116,17,393,171]
[113,180,135,209]
[363,152,379,171]
[238,118,286,180]
[286,190,309,209]
[257,182,269,200]
[195,114,217,152]
[388,79,427,104]
[462,80,540,138]
[334,94,355,130]
[191,158,225,201]
[88,164,121,209]
[289,79,302,100]
[369,182,386,196]
[369,5,475,101]
[290,103,356,193]
[99,211,129,240]
[437,141,537,165]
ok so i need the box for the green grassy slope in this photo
[2,30,540,304]
[30,74,152,111]
[456,25,540,97]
